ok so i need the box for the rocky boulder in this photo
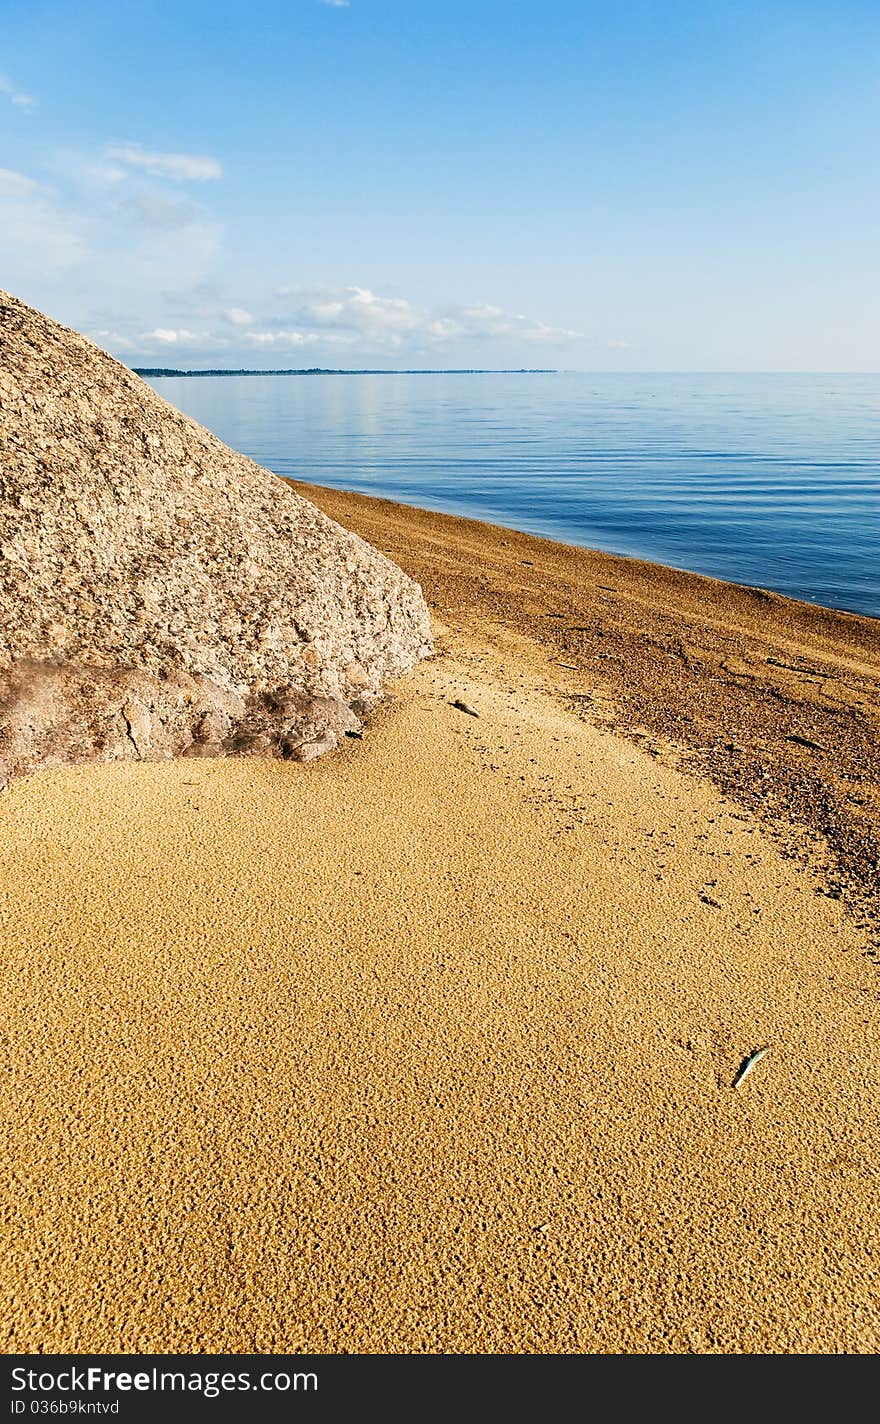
[0,291,433,786]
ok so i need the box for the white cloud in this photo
[106,144,222,182]
[102,285,583,361]
[245,330,324,347]
[0,76,33,110]
[0,168,85,273]
[1,146,580,365]
[321,1,351,7]
[268,285,583,347]
[133,326,232,353]
[452,303,583,342]
[91,329,138,352]
[141,327,202,345]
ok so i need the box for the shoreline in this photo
[294,480,880,940]
[294,478,879,626]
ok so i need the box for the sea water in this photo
[144,371,879,618]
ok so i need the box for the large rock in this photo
[0,291,432,785]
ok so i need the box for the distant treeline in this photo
[133,367,557,377]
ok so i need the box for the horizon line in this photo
[134,366,880,378]
[133,366,559,378]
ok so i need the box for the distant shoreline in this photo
[134,367,558,377]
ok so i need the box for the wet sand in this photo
[2,493,879,1353]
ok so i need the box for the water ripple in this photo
[146,372,880,618]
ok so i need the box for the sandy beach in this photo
[2,491,879,1354]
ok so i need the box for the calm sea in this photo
[145,372,880,619]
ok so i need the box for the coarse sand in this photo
[2,495,879,1354]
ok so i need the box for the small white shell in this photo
[733,1045,770,1087]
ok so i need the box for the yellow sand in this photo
[2,614,878,1354]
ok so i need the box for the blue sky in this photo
[2,0,879,369]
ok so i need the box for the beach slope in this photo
[2,494,879,1354]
